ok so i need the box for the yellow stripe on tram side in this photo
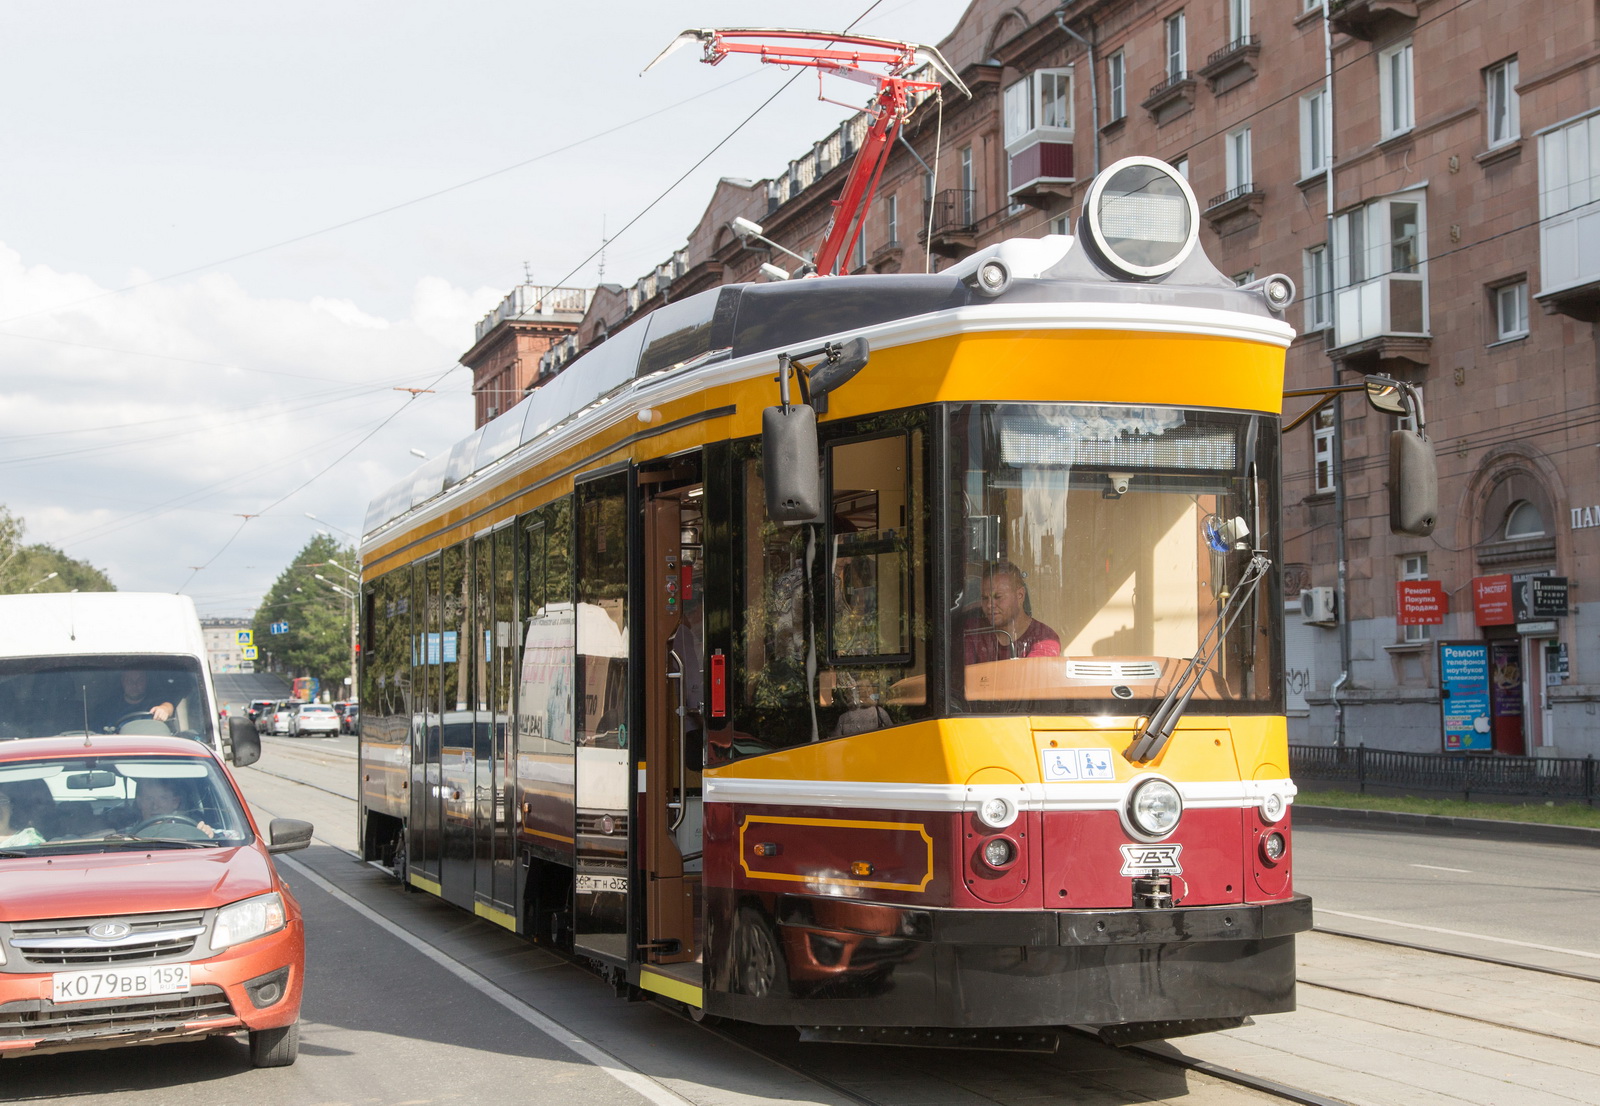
[639,969,703,1008]
[474,900,518,932]
[409,872,442,896]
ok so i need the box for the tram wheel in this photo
[730,906,787,997]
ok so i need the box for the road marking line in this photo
[1317,908,1600,960]
[1408,863,1471,873]
[279,854,697,1106]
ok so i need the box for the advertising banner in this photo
[1472,575,1514,626]
[1438,641,1492,752]
[1396,580,1447,625]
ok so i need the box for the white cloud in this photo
[0,244,488,613]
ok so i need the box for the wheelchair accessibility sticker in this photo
[1041,747,1116,781]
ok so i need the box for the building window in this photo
[1539,109,1600,296]
[1303,245,1331,330]
[1225,127,1252,192]
[1004,68,1073,145]
[1313,406,1336,494]
[1228,0,1250,44]
[1486,58,1519,149]
[1493,280,1529,341]
[1304,0,1322,11]
[1400,554,1431,643]
[1233,270,1256,286]
[853,228,867,272]
[887,194,899,246]
[1504,500,1545,539]
[1379,40,1414,139]
[1107,50,1126,121]
[1050,214,1070,235]
[1332,191,1429,343]
[1171,155,1189,179]
[1165,12,1187,79]
[1300,88,1329,179]
[959,146,974,224]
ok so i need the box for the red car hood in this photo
[0,846,276,921]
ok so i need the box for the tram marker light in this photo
[1260,791,1285,823]
[850,861,875,877]
[970,258,1011,297]
[1079,156,1200,281]
[1261,832,1286,864]
[760,262,791,281]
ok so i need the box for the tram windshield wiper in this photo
[1126,551,1271,764]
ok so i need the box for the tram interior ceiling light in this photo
[1080,156,1200,281]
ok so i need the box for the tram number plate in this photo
[1119,843,1183,876]
[53,963,191,1004]
[576,874,628,893]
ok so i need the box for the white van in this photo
[0,592,257,764]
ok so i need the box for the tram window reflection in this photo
[723,419,929,765]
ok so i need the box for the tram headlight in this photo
[1126,778,1183,838]
[975,795,1018,830]
[980,837,1017,870]
[1081,156,1200,280]
[1261,831,1287,864]
[1260,791,1286,823]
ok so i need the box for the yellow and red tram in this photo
[357,157,1312,1044]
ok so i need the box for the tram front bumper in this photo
[706,891,1312,1028]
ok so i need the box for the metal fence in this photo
[1290,744,1599,805]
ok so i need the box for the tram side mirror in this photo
[1364,375,1408,417]
[1389,429,1438,537]
[762,403,822,522]
[808,338,871,405]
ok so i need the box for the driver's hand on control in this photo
[150,701,174,722]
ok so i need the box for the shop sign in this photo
[1396,580,1447,625]
[1472,574,1515,626]
[1514,574,1567,621]
[1546,641,1569,684]
[1438,641,1493,752]
[1517,620,1557,634]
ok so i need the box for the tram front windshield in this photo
[949,404,1277,715]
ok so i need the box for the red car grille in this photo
[6,912,207,968]
[0,986,234,1043]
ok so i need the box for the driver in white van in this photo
[94,670,176,733]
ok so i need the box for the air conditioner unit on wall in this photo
[1301,587,1338,626]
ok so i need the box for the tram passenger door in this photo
[641,478,704,966]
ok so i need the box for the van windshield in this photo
[0,657,213,744]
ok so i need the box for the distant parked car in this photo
[333,701,359,734]
[248,699,277,724]
[268,702,304,737]
[292,704,339,737]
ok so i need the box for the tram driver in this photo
[962,561,1061,664]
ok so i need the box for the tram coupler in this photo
[798,1025,1060,1053]
[1131,875,1174,909]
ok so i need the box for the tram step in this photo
[797,1025,1059,1052]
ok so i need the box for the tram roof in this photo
[362,233,1294,547]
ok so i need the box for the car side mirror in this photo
[267,818,313,853]
[229,718,261,768]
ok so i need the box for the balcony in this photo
[1198,35,1260,94]
[1329,273,1431,368]
[1327,0,1417,40]
[920,189,978,258]
[1204,182,1266,232]
[1536,196,1600,322]
[1141,71,1196,126]
[1006,138,1075,208]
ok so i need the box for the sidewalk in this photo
[1294,803,1600,849]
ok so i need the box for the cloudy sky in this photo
[0,0,968,616]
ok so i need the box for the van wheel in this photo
[248,1021,299,1067]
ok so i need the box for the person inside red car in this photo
[0,784,45,848]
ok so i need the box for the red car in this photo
[0,729,310,1066]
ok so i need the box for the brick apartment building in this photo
[472,0,1600,757]
[462,284,593,428]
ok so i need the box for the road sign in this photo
[236,630,253,645]
[270,621,289,635]
[242,646,259,660]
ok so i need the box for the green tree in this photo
[253,534,358,695]
[0,505,116,593]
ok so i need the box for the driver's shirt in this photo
[963,619,1062,665]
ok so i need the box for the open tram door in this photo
[637,458,706,998]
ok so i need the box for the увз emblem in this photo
[1118,843,1183,876]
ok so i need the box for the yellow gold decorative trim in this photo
[639,969,703,1007]
[474,901,517,930]
[738,815,934,892]
[408,872,442,896]
[524,828,576,844]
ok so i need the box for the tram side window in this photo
[517,500,576,749]
[363,568,412,741]
[725,421,928,765]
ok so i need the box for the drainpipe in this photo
[1055,6,1100,180]
[1323,0,1351,748]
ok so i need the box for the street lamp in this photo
[730,217,815,276]
[22,572,58,593]
[304,513,356,539]
[409,448,428,460]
